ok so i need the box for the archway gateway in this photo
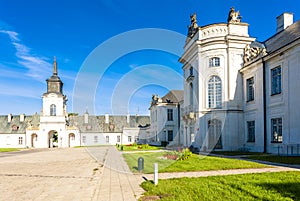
[31,133,38,148]
[68,133,75,147]
[48,130,58,148]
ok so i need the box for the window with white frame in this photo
[18,137,23,145]
[50,104,56,116]
[247,121,255,142]
[128,136,132,143]
[117,135,120,143]
[209,57,220,67]
[208,76,222,108]
[271,66,281,95]
[94,136,98,143]
[271,118,282,143]
[82,136,86,144]
[246,77,254,101]
[167,109,173,121]
[106,136,109,143]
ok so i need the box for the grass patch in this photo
[118,144,162,151]
[0,148,20,152]
[123,152,268,173]
[212,151,265,156]
[247,155,300,165]
[140,171,300,201]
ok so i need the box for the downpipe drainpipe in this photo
[263,59,267,153]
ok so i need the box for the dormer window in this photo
[209,57,220,67]
[50,104,56,116]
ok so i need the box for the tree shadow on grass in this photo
[258,182,300,200]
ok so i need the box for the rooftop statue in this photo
[227,7,242,23]
[187,13,198,37]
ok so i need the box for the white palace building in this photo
[149,8,300,155]
[0,59,150,148]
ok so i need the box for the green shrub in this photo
[177,148,192,161]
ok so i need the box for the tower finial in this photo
[53,56,57,75]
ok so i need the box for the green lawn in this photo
[118,144,162,151]
[247,155,300,165]
[140,171,300,201]
[0,148,20,152]
[212,151,266,156]
[123,152,269,173]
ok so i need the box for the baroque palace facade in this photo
[180,8,300,154]
[149,8,300,154]
[0,59,149,148]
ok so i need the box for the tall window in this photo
[106,136,109,143]
[117,135,120,143]
[247,121,255,142]
[271,118,282,143]
[82,136,86,144]
[271,66,281,95]
[128,136,132,143]
[94,136,98,143]
[209,57,220,67]
[189,66,193,76]
[18,137,23,145]
[247,77,255,101]
[208,76,222,108]
[208,119,222,149]
[190,83,193,105]
[167,130,173,141]
[167,109,173,121]
[50,104,56,116]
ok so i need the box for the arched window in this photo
[189,83,194,106]
[50,104,56,116]
[209,57,220,67]
[208,119,222,149]
[208,76,222,108]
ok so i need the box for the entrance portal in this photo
[48,130,58,148]
[31,134,38,148]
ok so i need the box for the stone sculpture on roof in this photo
[227,7,242,23]
[187,13,198,38]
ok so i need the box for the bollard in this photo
[138,157,144,172]
[154,163,158,185]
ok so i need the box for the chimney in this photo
[127,114,130,124]
[8,114,12,123]
[105,113,109,124]
[20,114,25,122]
[84,111,89,124]
[277,12,293,33]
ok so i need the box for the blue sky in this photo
[0,0,299,115]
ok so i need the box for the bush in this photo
[177,148,192,161]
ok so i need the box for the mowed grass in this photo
[140,171,300,201]
[123,152,269,173]
[247,155,300,165]
[119,145,162,151]
[0,148,19,152]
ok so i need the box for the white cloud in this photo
[0,29,52,82]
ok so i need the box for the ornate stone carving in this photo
[187,13,198,38]
[151,94,163,106]
[243,42,267,63]
[227,7,242,23]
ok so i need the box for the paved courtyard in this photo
[1,147,299,201]
[0,147,144,201]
